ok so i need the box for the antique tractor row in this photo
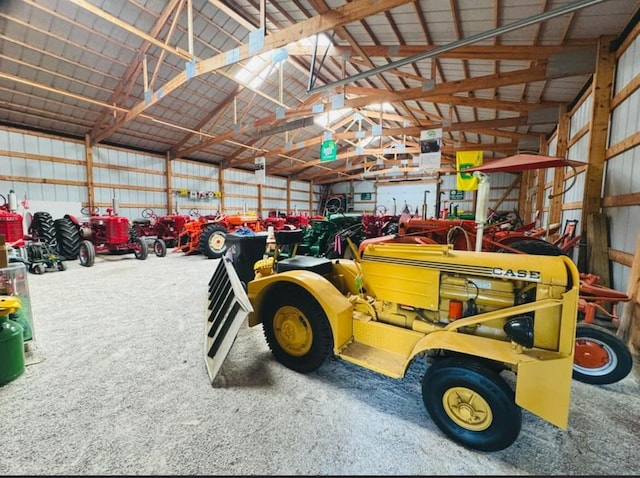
[175,209,320,259]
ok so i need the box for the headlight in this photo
[503,316,534,348]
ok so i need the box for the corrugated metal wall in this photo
[604,31,640,292]
[0,126,313,228]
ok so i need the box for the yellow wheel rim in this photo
[273,306,313,356]
[442,386,493,431]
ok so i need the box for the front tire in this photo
[199,224,228,259]
[78,240,95,267]
[134,238,148,260]
[573,324,633,385]
[262,285,333,373]
[153,238,167,257]
[422,357,522,452]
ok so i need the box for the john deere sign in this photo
[320,139,337,162]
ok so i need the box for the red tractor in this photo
[0,191,25,251]
[130,208,192,257]
[262,210,320,231]
[176,209,265,259]
[61,205,148,267]
[1,191,67,273]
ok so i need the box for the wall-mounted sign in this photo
[449,189,465,200]
[175,190,220,200]
[320,139,337,162]
[360,192,372,200]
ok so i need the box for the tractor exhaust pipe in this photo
[7,190,17,213]
[112,190,119,215]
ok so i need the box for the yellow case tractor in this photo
[205,242,579,452]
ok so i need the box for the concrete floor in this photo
[1,251,639,475]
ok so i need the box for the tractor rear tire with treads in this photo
[199,224,228,259]
[30,211,58,249]
[54,217,81,259]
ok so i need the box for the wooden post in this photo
[85,134,95,210]
[618,233,640,355]
[581,35,616,271]
[257,183,263,217]
[286,177,291,214]
[309,181,314,215]
[549,105,569,239]
[218,168,225,213]
[166,152,174,214]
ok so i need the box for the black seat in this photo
[275,256,333,275]
[132,218,151,225]
[275,229,304,245]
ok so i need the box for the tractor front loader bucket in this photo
[205,258,253,385]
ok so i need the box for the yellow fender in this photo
[247,271,354,352]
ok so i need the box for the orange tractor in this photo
[175,209,264,259]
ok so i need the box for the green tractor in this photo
[297,213,364,258]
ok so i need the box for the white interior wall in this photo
[606,31,640,293]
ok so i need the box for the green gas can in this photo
[0,296,25,386]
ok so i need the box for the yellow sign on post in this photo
[456,151,483,191]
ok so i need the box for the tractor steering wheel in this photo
[81,206,100,215]
[141,208,155,219]
[375,205,387,216]
[325,197,342,215]
[189,208,200,218]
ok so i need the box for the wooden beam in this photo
[94,0,413,143]
[68,0,191,60]
[285,43,597,61]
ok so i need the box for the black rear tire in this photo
[30,212,58,249]
[199,224,228,259]
[422,357,522,452]
[54,217,81,259]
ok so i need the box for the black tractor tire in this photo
[153,238,167,258]
[134,238,149,260]
[573,324,633,385]
[199,224,229,259]
[30,263,46,275]
[78,240,95,267]
[54,217,81,259]
[262,284,333,373]
[30,212,58,249]
[422,357,522,452]
[500,238,564,256]
[57,261,67,271]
